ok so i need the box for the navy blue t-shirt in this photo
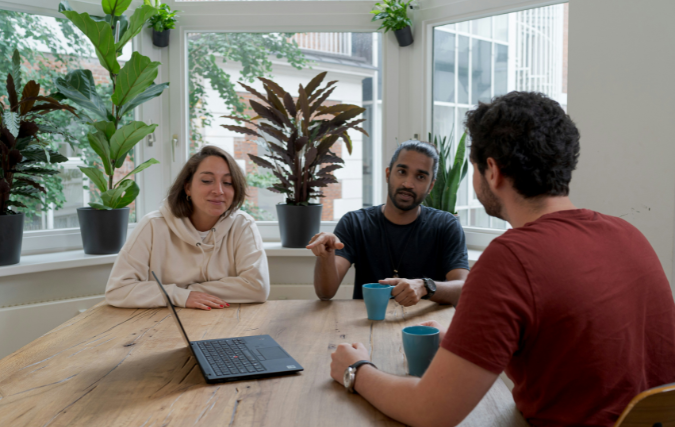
[334,205,469,299]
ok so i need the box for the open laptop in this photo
[152,271,303,383]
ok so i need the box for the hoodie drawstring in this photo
[196,228,217,282]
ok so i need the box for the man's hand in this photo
[379,278,427,307]
[330,342,370,385]
[418,320,447,343]
[306,232,344,258]
[185,291,229,310]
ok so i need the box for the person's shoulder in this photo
[229,209,256,226]
[421,206,461,227]
[339,205,380,223]
[136,210,169,231]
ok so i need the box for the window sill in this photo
[0,245,482,278]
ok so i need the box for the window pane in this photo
[433,106,455,140]
[494,44,508,97]
[472,17,492,39]
[494,14,509,42]
[0,10,136,231]
[458,36,470,104]
[471,39,492,104]
[433,30,455,103]
[188,32,382,221]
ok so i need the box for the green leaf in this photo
[101,179,138,208]
[60,10,120,73]
[117,158,159,183]
[103,0,133,16]
[111,52,160,108]
[115,5,157,52]
[89,202,112,210]
[16,167,60,176]
[109,121,158,160]
[443,132,468,214]
[10,49,22,93]
[54,70,110,120]
[79,166,108,193]
[117,82,169,117]
[3,112,19,138]
[58,1,73,12]
[115,149,131,168]
[87,131,113,176]
[93,120,117,140]
[20,146,68,164]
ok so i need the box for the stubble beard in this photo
[477,174,505,220]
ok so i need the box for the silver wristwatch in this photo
[343,360,377,393]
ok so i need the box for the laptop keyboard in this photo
[197,339,267,376]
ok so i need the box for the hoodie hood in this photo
[159,201,237,250]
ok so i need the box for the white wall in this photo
[567,0,675,291]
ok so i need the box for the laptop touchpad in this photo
[258,347,289,360]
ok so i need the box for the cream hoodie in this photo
[105,203,270,308]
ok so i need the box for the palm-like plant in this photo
[0,50,78,215]
[423,131,469,215]
[221,72,368,205]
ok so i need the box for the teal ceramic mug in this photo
[362,284,393,320]
[402,325,440,377]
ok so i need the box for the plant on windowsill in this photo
[0,50,78,266]
[55,0,169,255]
[370,0,415,47]
[423,131,469,218]
[221,71,368,248]
[144,0,179,48]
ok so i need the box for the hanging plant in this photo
[370,0,415,47]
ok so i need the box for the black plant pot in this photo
[0,213,24,266]
[276,204,323,248]
[78,207,130,255]
[152,29,170,47]
[394,26,414,47]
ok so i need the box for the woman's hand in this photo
[186,291,229,310]
[418,320,446,344]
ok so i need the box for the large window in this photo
[187,32,382,221]
[432,3,568,230]
[0,10,135,231]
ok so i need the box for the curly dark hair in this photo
[465,91,580,198]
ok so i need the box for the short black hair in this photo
[389,140,439,180]
[466,91,580,198]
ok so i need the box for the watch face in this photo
[343,367,352,387]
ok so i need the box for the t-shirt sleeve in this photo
[441,240,536,374]
[334,213,356,264]
[442,216,470,273]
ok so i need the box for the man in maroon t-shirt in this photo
[328,92,675,427]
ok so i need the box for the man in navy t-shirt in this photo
[306,140,470,306]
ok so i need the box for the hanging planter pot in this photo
[152,29,170,48]
[394,26,414,47]
[276,204,323,248]
[77,207,130,255]
[0,213,24,266]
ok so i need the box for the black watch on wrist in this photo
[422,278,437,300]
[343,360,377,393]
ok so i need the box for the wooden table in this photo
[0,300,528,427]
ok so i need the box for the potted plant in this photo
[222,72,368,248]
[145,0,179,48]
[370,0,415,47]
[0,50,78,266]
[56,0,169,254]
[423,131,469,217]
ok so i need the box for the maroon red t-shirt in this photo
[443,209,675,427]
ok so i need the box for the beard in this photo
[388,182,427,212]
[476,174,504,220]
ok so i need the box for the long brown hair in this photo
[167,145,247,218]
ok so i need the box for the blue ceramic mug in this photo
[362,284,393,320]
[402,325,440,377]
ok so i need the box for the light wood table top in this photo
[0,300,528,427]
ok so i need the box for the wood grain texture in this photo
[0,300,528,427]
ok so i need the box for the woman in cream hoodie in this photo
[105,145,270,310]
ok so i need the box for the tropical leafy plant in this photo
[423,131,469,215]
[370,0,414,33]
[144,0,179,33]
[222,72,368,205]
[55,0,168,210]
[0,50,78,215]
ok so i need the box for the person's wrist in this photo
[414,279,428,297]
[352,363,376,393]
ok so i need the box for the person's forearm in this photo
[429,280,464,306]
[313,255,341,300]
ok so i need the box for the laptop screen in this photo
[152,271,194,349]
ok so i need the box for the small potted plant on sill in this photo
[423,131,469,218]
[0,50,78,266]
[222,72,368,248]
[56,0,169,254]
[145,0,179,48]
[370,0,415,47]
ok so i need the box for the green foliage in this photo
[370,0,413,33]
[144,1,179,33]
[223,72,369,205]
[56,0,166,210]
[423,131,469,215]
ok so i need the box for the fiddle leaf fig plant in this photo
[55,0,168,210]
[222,72,368,205]
[423,131,469,215]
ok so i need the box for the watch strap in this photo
[346,360,377,393]
[422,278,436,300]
